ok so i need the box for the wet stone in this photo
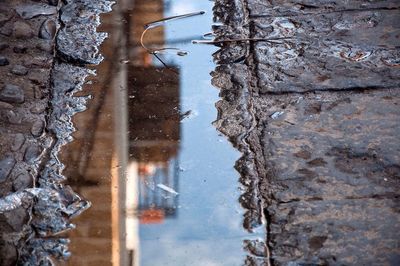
[39,19,57,40]
[36,42,53,53]
[13,45,27,54]
[6,110,22,124]
[13,173,33,191]
[31,120,45,137]
[11,134,25,151]
[16,4,57,20]
[30,104,46,114]
[33,87,44,99]
[48,0,59,6]
[0,56,9,66]
[0,101,13,109]
[4,206,29,232]
[13,21,34,39]
[0,156,16,183]
[0,43,9,51]
[11,65,28,76]
[0,84,25,103]
[24,144,42,163]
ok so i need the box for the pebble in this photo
[0,101,13,109]
[11,134,25,151]
[4,207,28,232]
[36,42,53,53]
[33,87,43,99]
[30,104,47,114]
[26,56,52,68]
[16,4,57,19]
[0,56,9,66]
[24,144,43,163]
[13,173,33,191]
[39,19,57,40]
[6,110,22,124]
[13,45,27,54]
[31,120,45,137]
[48,0,59,6]
[11,65,28,76]
[0,43,9,51]
[0,156,16,183]
[0,84,25,104]
[13,21,34,39]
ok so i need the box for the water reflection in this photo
[61,0,259,265]
[128,65,180,218]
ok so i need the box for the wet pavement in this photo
[0,0,399,265]
[0,0,111,264]
[212,0,400,265]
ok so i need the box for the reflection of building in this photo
[62,0,181,265]
[128,66,180,223]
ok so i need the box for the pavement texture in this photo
[0,0,112,264]
[0,1,58,264]
[212,0,400,265]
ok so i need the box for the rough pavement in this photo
[212,0,400,265]
[0,1,58,264]
[0,0,112,264]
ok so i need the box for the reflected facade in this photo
[62,0,247,266]
[62,0,181,265]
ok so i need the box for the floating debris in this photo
[157,184,179,196]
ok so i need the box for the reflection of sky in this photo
[139,1,262,265]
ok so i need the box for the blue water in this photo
[139,1,250,265]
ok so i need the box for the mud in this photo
[212,0,400,265]
[0,0,112,264]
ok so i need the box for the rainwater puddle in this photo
[60,1,265,265]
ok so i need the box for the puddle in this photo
[60,0,265,265]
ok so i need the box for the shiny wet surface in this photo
[61,1,260,265]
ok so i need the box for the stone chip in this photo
[0,56,9,66]
[0,84,25,104]
[11,134,25,152]
[31,120,45,137]
[13,173,33,191]
[39,19,57,40]
[0,156,16,183]
[13,21,34,39]
[10,65,28,76]
[16,4,57,19]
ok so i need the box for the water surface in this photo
[61,1,262,265]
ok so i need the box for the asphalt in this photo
[212,0,400,265]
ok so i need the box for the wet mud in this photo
[212,0,400,265]
[0,0,112,264]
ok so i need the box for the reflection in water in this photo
[128,66,180,222]
[62,0,259,265]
